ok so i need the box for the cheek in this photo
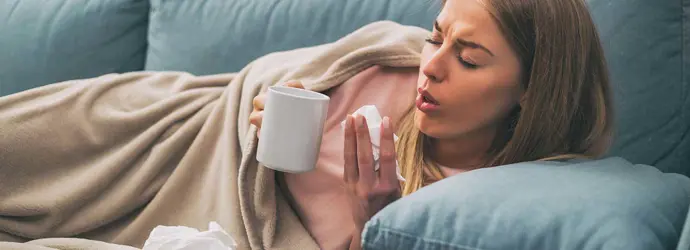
[447,63,523,109]
[450,76,520,114]
[434,73,522,136]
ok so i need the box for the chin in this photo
[414,110,447,139]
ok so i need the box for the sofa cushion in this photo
[145,0,438,74]
[0,0,149,96]
[590,0,690,176]
[363,158,690,250]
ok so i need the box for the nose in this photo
[421,50,447,84]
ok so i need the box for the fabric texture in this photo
[0,21,429,250]
[588,0,690,176]
[144,0,439,74]
[281,65,418,249]
[0,238,138,250]
[144,0,690,175]
[679,206,690,250]
[0,0,149,96]
[362,158,690,250]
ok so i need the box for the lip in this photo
[416,88,441,113]
[417,88,440,105]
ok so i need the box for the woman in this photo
[250,0,613,249]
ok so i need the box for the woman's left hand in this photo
[343,114,402,234]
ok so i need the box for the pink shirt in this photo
[278,66,419,249]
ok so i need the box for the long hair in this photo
[397,0,614,195]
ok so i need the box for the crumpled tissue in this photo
[340,105,406,182]
[142,222,237,250]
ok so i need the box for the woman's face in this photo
[415,0,524,140]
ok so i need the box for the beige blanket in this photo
[0,21,428,250]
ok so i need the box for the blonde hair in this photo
[397,0,614,196]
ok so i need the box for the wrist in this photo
[350,228,363,250]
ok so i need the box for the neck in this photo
[428,126,498,171]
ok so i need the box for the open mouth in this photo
[422,94,439,105]
[416,88,440,113]
[418,88,440,105]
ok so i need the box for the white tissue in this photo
[340,105,406,182]
[142,222,237,250]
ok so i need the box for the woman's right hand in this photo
[249,81,305,137]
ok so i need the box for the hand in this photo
[343,114,402,234]
[249,81,304,137]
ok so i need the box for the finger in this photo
[283,81,305,89]
[379,116,398,186]
[355,114,375,188]
[343,115,358,183]
[252,94,266,111]
[249,111,263,128]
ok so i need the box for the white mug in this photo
[256,85,330,173]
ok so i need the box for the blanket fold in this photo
[0,21,429,250]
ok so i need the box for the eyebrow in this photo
[434,21,495,57]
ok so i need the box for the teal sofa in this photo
[1,0,688,249]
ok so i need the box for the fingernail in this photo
[383,116,390,129]
[356,115,365,128]
[345,115,353,127]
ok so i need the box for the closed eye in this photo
[425,38,442,45]
[459,57,478,69]
[426,36,480,69]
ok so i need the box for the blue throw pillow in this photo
[0,0,149,96]
[363,158,690,250]
[145,0,439,74]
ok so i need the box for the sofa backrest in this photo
[144,0,438,74]
[0,0,687,176]
[587,0,689,176]
[146,0,690,176]
[0,0,149,96]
